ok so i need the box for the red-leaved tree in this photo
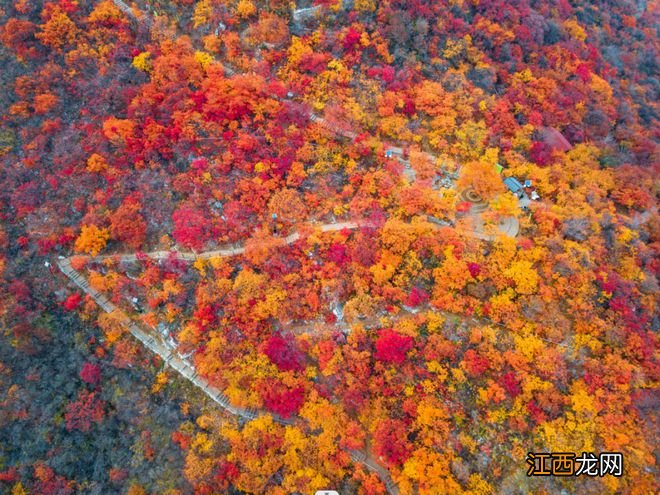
[263,333,304,372]
[65,389,105,432]
[80,362,101,386]
[374,329,414,365]
[172,205,211,250]
[260,379,305,418]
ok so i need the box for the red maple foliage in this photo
[62,293,82,311]
[80,362,101,386]
[65,389,105,432]
[263,333,304,372]
[0,467,18,483]
[326,243,350,266]
[467,262,481,278]
[406,286,429,307]
[261,379,305,418]
[33,462,74,495]
[500,371,521,398]
[214,461,240,491]
[462,349,491,377]
[172,205,211,250]
[374,329,413,365]
[373,418,413,466]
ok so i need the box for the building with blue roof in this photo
[503,177,525,198]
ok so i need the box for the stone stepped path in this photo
[292,5,323,22]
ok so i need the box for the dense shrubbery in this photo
[0,0,656,493]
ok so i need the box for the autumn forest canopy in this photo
[0,0,658,494]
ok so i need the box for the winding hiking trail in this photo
[58,218,402,494]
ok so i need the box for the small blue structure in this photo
[385,150,393,158]
[524,179,532,188]
[503,177,525,198]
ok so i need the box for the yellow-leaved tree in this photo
[235,0,256,18]
[457,159,504,202]
[504,260,540,295]
[75,225,110,256]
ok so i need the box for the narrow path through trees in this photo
[57,219,400,494]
